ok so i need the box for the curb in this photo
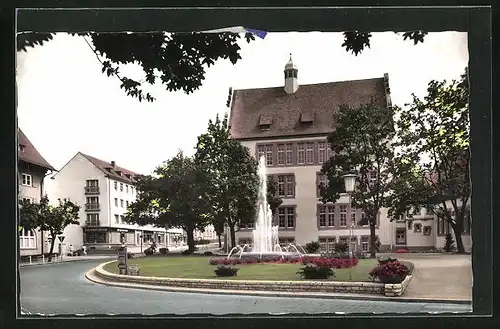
[86,266,471,305]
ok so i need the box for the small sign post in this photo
[117,245,128,275]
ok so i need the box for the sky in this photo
[16,31,468,175]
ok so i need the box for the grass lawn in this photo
[102,255,378,282]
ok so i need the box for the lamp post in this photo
[342,173,357,276]
[139,233,143,253]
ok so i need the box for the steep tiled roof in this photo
[80,153,140,184]
[229,77,388,140]
[18,129,55,171]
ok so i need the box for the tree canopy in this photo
[320,102,396,258]
[19,196,80,261]
[124,151,211,252]
[388,69,470,253]
[18,30,427,102]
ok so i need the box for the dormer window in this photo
[116,171,123,176]
[259,115,272,131]
[19,144,26,152]
[300,112,313,124]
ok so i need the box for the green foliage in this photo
[296,265,335,280]
[214,265,239,277]
[334,242,349,254]
[388,69,469,253]
[444,233,456,252]
[320,102,396,257]
[304,241,321,254]
[18,195,80,260]
[194,114,278,248]
[124,151,211,252]
[17,32,255,102]
[342,31,427,55]
[266,178,283,216]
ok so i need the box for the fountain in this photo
[227,156,304,260]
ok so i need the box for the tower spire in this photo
[284,53,298,94]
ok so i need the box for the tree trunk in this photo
[229,224,236,249]
[369,220,377,259]
[452,227,466,254]
[48,236,56,262]
[218,234,222,248]
[186,228,195,253]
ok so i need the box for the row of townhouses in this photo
[228,56,472,253]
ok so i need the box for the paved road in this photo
[20,260,472,315]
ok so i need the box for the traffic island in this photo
[92,261,413,297]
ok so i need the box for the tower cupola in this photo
[284,53,298,94]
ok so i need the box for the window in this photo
[119,215,123,223]
[19,228,36,249]
[297,143,305,164]
[86,197,99,204]
[285,144,293,165]
[278,176,285,197]
[339,236,348,245]
[285,175,295,197]
[414,223,422,233]
[368,169,377,188]
[114,198,118,207]
[339,205,348,227]
[361,236,369,252]
[120,199,124,207]
[351,212,357,227]
[21,173,32,186]
[241,222,255,229]
[19,144,25,152]
[414,207,421,215]
[396,228,406,245]
[318,142,326,164]
[238,238,252,246]
[86,214,100,226]
[84,231,106,244]
[423,226,432,236]
[120,183,123,191]
[425,206,433,216]
[126,185,129,193]
[407,221,413,230]
[21,197,33,203]
[114,181,118,190]
[306,142,315,164]
[131,186,134,194]
[114,215,119,224]
[277,144,285,165]
[266,145,273,166]
[317,173,328,196]
[86,179,98,187]
[257,145,266,160]
[126,201,129,208]
[278,207,295,229]
[319,237,336,253]
[318,205,335,228]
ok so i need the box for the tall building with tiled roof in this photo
[47,152,185,254]
[18,129,55,257]
[228,55,396,252]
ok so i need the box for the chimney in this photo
[111,161,116,168]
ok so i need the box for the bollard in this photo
[29,256,32,264]
[42,255,45,263]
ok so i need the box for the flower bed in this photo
[369,260,410,284]
[209,256,359,269]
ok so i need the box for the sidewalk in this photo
[19,255,114,267]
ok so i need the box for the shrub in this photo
[444,233,455,252]
[304,241,321,253]
[297,265,335,280]
[301,256,358,268]
[182,249,194,255]
[395,248,409,253]
[204,251,214,256]
[127,252,134,259]
[214,265,239,277]
[369,261,410,283]
[377,257,397,265]
[375,237,381,253]
[159,248,168,254]
[143,248,154,256]
[334,242,349,253]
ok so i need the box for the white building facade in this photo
[228,56,472,253]
[47,152,185,253]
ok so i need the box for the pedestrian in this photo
[82,245,87,256]
[69,244,74,256]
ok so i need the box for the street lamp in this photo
[139,233,143,253]
[342,173,357,276]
